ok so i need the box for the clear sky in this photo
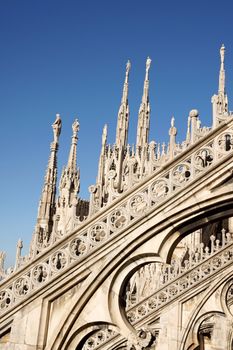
[0,0,233,267]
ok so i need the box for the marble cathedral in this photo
[0,45,233,350]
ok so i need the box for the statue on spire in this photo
[212,44,228,127]
[72,118,80,137]
[126,60,131,75]
[121,59,131,103]
[144,57,152,82]
[146,57,152,74]
[136,57,152,148]
[56,118,83,234]
[116,59,131,148]
[218,44,226,94]
[52,114,62,143]
[220,44,225,67]
[32,114,62,253]
[171,116,175,127]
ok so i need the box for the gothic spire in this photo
[115,60,131,149]
[136,57,151,148]
[97,124,107,184]
[67,119,79,171]
[58,119,80,208]
[101,124,108,155]
[212,44,228,127]
[35,114,62,243]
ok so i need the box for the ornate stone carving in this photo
[125,229,233,325]
[89,223,108,244]
[129,193,148,216]
[50,251,68,272]
[172,163,191,185]
[0,120,233,317]
[194,148,213,169]
[109,208,128,231]
[149,180,169,200]
[32,264,49,285]
[13,276,31,297]
[0,289,12,310]
[69,236,90,258]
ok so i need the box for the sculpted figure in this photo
[220,44,225,65]
[126,60,131,75]
[72,118,80,136]
[52,114,62,142]
[146,57,152,73]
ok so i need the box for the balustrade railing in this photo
[126,229,233,324]
[0,121,232,317]
[87,229,233,350]
[77,231,233,350]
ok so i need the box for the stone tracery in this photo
[0,45,232,350]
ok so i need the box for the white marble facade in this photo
[0,46,233,350]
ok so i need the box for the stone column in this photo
[189,109,199,144]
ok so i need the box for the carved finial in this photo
[121,60,131,102]
[52,114,62,143]
[72,118,80,137]
[66,118,79,171]
[136,57,151,147]
[116,60,130,147]
[189,109,199,118]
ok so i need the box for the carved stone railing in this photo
[82,229,233,350]
[0,120,233,317]
[82,328,117,350]
[126,230,233,324]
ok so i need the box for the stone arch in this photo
[108,254,162,338]
[46,188,233,350]
[65,322,120,350]
[57,255,161,349]
[220,278,233,321]
[191,311,226,349]
[45,251,161,349]
[159,206,233,264]
[181,273,233,350]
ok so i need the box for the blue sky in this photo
[0,0,233,267]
